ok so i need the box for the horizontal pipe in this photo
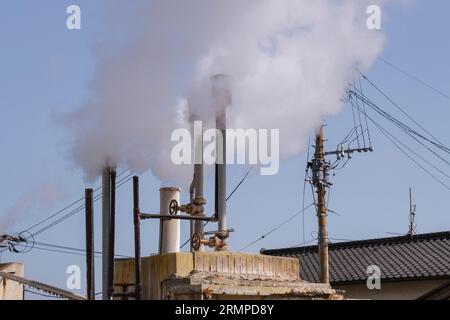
[140,213,216,222]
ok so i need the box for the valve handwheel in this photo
[169,199,178,215]
[192,233,201,251]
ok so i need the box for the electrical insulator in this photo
[311,159,323,183]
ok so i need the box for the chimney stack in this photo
[212,74,231,251]
[159,187,181,254]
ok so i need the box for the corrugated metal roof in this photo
[261,232,450,284]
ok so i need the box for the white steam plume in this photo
[65,0,386,183]
[0,182,66,235]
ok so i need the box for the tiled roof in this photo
[261,232,450,284]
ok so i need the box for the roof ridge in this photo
[261,231,450,254]
[261,231,450,284]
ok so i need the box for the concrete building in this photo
[261,231,450,300]
[0,262,24,300]
[114,252,344,300]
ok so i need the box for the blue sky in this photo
[0,0,449,298]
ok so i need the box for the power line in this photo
[13,243,96,258]
[285,237,319,249]
[29,173,134,238]
[378,57,450,101]
[22,169,130,234]
[179,168,253,250]
[351,89,450,158]
[0,174,135,256]
[359,71,446,146]
[358,76,372,147]
[225,168,253,201]
[350,97,450,190]
[12,242,131,259]
[301,138,312,244]
[239,203,315,252]
[33,241,131,258]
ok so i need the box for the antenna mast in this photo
[408,188,417,236]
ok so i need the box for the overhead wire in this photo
[358,76,373,147]
[239,203,315,252]
[29,173,134,238]
[21,169,131,234]
[350,96,450,190]
[301,138,312,244]
[378,57,450,101]
[179,168,253,250]
[351,89,450,158]
[358,70,446,147]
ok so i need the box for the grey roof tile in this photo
[261,231,450,284]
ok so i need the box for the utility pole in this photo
[312,125,330,284]
[308,121,373,284]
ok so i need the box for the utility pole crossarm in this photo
[325,147,373,157]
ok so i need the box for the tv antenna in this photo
[408,188,417,236]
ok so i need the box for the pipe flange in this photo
[193,197,206,206]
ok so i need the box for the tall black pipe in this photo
[85,188,95,300]
[108,170,116,298]
[212,74,230,250]
[101,167,111,300]
[133,176,142,300]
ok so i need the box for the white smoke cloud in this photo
[65,0,386,183]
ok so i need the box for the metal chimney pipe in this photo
[101,167,111,300]
[108,169,117,298]
[189,176,195,252]
[212,74,231,251]
[84,188,95,300]
[159,187,181,254]
[132,176,142,300]
[193,119,205,252]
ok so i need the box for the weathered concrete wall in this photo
[0,263,24,300]
[115,253,193,300]
[334,279,448,300]
[115,252,340,300]
[194,252,299,281]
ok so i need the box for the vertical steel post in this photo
[193,122,205,251]
[133,176,142,300]
[102,167,111,300]
[213,74,230,251]
[189,177,195,252]
[108,170,116,298]
[85,188,95,300]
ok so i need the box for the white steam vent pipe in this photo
[159,187,181,254]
